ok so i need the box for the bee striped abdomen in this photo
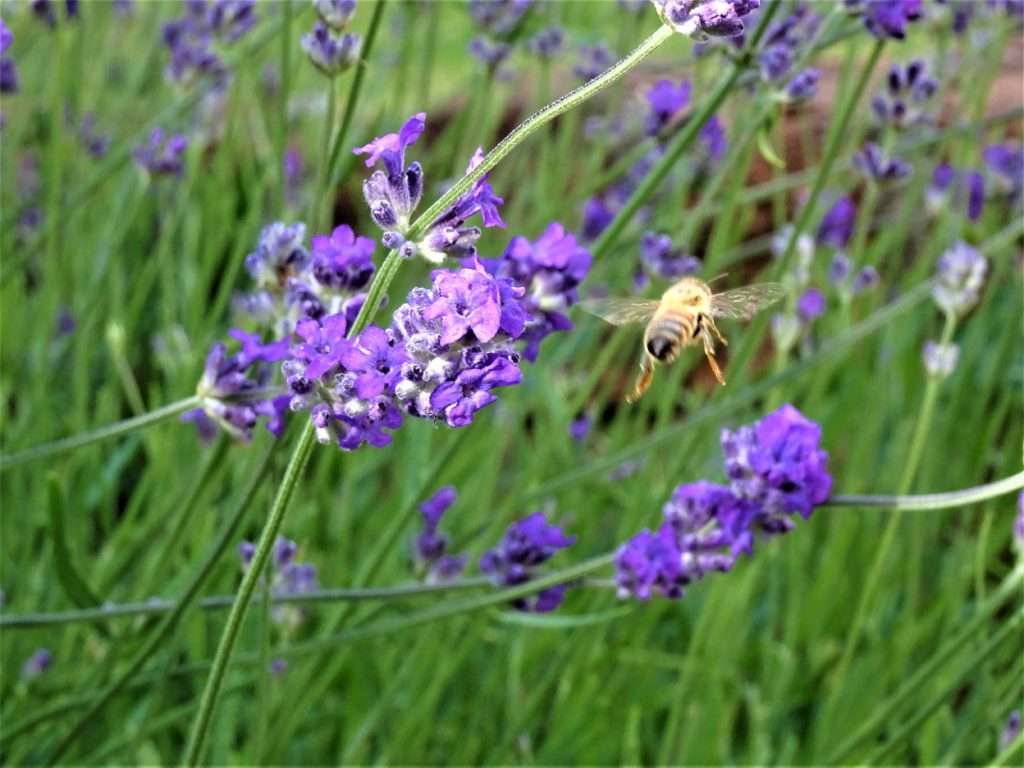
[645,310,694,362]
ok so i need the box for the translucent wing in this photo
[710,283,786,320]
[580,297,660,327]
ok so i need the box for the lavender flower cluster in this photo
[758,3,822,103]
[162,0,257,89]
[284,222,590,449]
[467,0,533,71]
[652,0,761,41]
[301,0,361,77]
[0,19,16,97]
[616,404,831,600]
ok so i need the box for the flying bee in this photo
[582,277,785,402]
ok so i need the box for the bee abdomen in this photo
[646,313,693,361]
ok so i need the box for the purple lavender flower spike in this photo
[355,113,426,240]
[700,115,728,164]
[644,79,691,136]
[784,68,820,103]
[310,224,375,292]
[482,222,592,361]
[480,512,575,612]
[722,403,832,526]
[1001,710,1022,751]
[239,540,256,567]
[922,340,958,378]
[527,26,564,59]
[829,253,852,285]
[469,0,532,36]
[133,128,189,177]
[414,486,467,581]
[314,0,357,29]
[569,414,592,443]
[872,59,937,129]
[273,536,298,569]
[796,287,825,322]
[933,241,987,316]
[653,0,760,40]
[965,170,985,222]
[818,196,856,249]
[0,57,17,94]
[854,142,911,183]
[22,648,53,680]
[582,196,614,241]
[416,148,506,263]
[615,525,684,600]
[0,20,12,54]
[984,144,1024,201]
[573,43,616,82]
[640,232,701,282]
[845,0,923,40]
[301,21,360,77]
[851,266,879,294]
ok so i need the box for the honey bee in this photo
[582,277,785,402]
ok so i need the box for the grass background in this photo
[1,0,1022,764]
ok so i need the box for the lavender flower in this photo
[817,196,856,249]
[783,68,820,103]
[270,658,288,677]
[700,115,728,164]
[21,648,53,680]
[1001,710,1022,751]
[797,287,825,322]
[354,113,425,239]
[482,222,592,361]
[569,414,592,442]
[480,512,575,612]
[829,252,852,285]
[133,128,188,177]
[162,0,256,87]
[854,142,911,183]
[284,146,305,207]
[314,0,357,29]
[615,481,755,600]
[932,241,988,316]
[922,340,959,378]
[468,0,531,70]
[469,36,512,70]
[871,59,938,129]
[653,0,761,40]
[851,266,880,294]
[414,486,467,582]
[526,26,564,59]
[573,43,615,82]
[301,21,360,77]
[0,19,11,54]
[927,164,986,222]
[845,0,924,40]
[639,231,701,283]
[31,0,78,26]
[722,403,832,528]
[0,56,16,94]
[644,79,691,136]
[983,143,1024,201]
[582,196,615,241]
[186,331,289,442]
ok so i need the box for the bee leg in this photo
[707,316,728,346]
[701,329,726,386]
[626,357,655,403]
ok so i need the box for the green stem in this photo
[326,0,388,190]
[0,396,200,472]
[45,441,279,765]
[182,424,316,766]
[316,79,339,230]
[775,39,885,278]
[823,309,958,734]
[827,471,1024,510]
[1,578,492,629]
[407,24,674,242]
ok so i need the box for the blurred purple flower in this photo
[414,486,467,581]
[871,59,937,129]
[854,142,911,183]
[784,68,820,102]
[817,196,856,249]
[722,403,832,527]
[480,512,575,612]
[639,231,701,282]
[0,57,17,94]
[526,26,564,59]
[984,143,1024,201]
[301,21,360,77]
[0,19,12,53]
[314,0,357,29]
[581,195,615,241]
[570,414,592,443]
[22,648,53,680]
[1001,710,1022,751]
[133,128,188,177]
[644,79,691,136]
[852,266,880,294]
[796,287,825,322]
[573,43,616,82]
[845,0,923,40]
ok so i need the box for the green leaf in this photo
[47,473,102,610]
[757,125,786,169]
[494,605,633,629]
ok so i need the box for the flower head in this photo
[414,486,467,582]
[872,59,938,129]
[932,241,987,316]
[922,340,959,378]
[480,512,575,612]
[984,143,1024,201]
[314,0,357,29]
[817,196,856,249]
[639,232,701,284]
[239,535,318,629]
[133,128,188,177]
[570,414,592,442]
[0,20,12,54]
[854,142,911,183]
[722,403,832,526]
[653,0,761,40]
[526,25,564,59]
[21,648,53,680]
[301,21,360,77]
[644,79,691,136]
[845,0,924,40]
[797,287,826,322]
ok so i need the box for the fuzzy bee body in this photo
[582,277,786,403]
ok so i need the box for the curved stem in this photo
[45,440,280,765]
[182,423,316,766]
[1,578,492,629]
[406,24,674,241]
[0,395,200,472]
[827,470,1024,510]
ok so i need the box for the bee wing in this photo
[580,297,660,327]
[710,283,786,321]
